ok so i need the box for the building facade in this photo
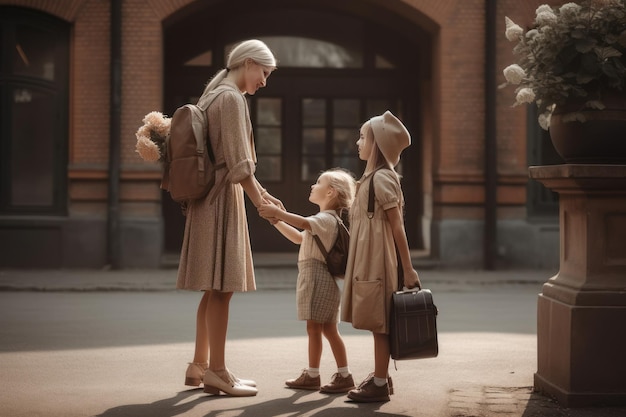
[0,0,563,269]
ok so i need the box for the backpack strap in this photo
[312,213,341,259]
[367,169,381,219]
[193,85,233,196]
[367,167,404,287]
[313,234,329,259]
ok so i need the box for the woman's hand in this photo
[263,192,285,211]
[403,268,422,290]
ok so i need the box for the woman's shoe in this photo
[227,368,257,387]
[185,363,256,388]
[203,369,258,397]
[185,362,208,387]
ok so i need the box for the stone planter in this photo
[549,92,626,164]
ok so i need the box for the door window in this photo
[254,97,283,181]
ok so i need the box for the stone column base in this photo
[534,283,626,407]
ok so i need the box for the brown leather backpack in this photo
[313,214,350,278]
[160,85,232,203]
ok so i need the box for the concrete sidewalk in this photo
[0,251,553,292]
[1,263,626,417]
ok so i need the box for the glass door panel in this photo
[254,97,283,181]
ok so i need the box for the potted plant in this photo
[502,0,626,163]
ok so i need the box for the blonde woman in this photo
[258,168,357,394]
[178,39,282,397]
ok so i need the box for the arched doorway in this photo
[162,0,430,253]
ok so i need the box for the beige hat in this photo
[369,110,411,166]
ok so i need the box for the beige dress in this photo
[176,80,256,292]
[296,211,341,323]
[340,169,403,334]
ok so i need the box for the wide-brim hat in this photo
[369,110,411,166]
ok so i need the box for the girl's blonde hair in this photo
[321,168,357,215]
[200,39,277,97]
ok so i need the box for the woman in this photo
[177,39,282,397]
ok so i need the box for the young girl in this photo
[341,111,422,403]
[258,168,357,394]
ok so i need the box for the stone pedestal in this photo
[528,164,626,407]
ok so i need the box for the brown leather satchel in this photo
[389,288,439,360]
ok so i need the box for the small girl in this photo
[258,168,357,394]
[341,111,421,403]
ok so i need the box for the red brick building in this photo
[0,0,563,269]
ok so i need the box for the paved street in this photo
[1,266,625,417]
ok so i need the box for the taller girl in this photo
[341,111,422,403]
[177,39,282,397]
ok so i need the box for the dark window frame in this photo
[0,6,69,215]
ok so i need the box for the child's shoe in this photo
[319,372,355,393]
[347,373,390,403]
[285,369,321,390]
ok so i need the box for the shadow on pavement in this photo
[94,388,408,417]
[94,389,206,417]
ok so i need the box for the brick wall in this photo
[0,0,564,267]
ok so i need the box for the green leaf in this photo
[595,46,623,59]
[585,100,605,110]
[575,38,597,53]
[618,30,626,47]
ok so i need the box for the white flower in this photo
[515,88,536,105]
[535,5,554,15]
[503,64,526,85]
[505,17,524,41]
[135,134,161,162]
[559,2,582,17]
[525,29,539,39]
[536,10,558,26]
[538,112,552,130]
[142,111,171,138]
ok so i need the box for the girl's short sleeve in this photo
[375,170,402,211]
[300,211,338,261]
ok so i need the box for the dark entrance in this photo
[163,1,428,253]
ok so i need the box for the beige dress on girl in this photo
[340,169,403,334]
[177,79,256,292]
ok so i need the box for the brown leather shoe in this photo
[285,369,321,390]
[320,373,356,393]
[347,373,390,402]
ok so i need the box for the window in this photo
[254,98,283,181]
[0,8,69,214]
[301,98,403,181]
[225,36,366,69]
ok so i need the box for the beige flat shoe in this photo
[203,369,258,397]
[185,363,256,388]
[227,368,257,387]
[185,362,207,387]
